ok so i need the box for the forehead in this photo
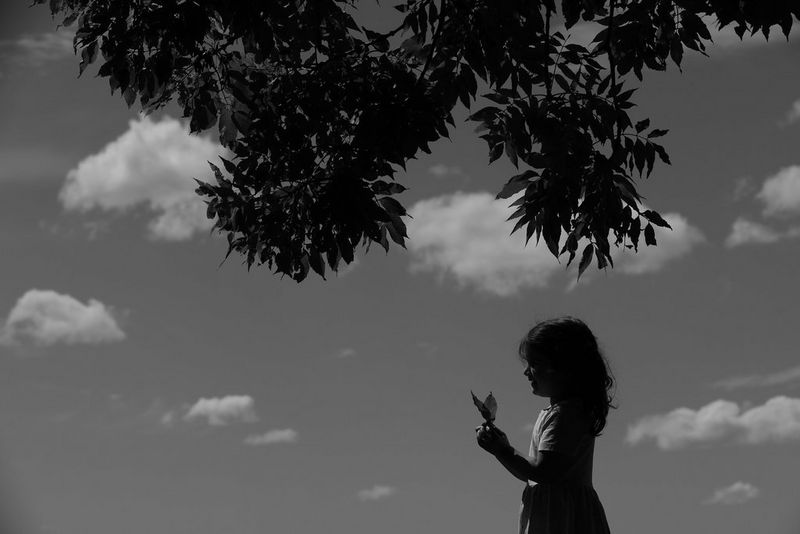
[523,349,550,365]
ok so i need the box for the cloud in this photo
[725,218,781,247]
[357,485,396,501]
[428,164,466,178]
[612,212,704,275]
[406,192,703,295]
[756,166,800,217]
[60,115,228,240]
[782,99,800,125]
[183,395,258,426]
[0,289,125,346]
[0,29,74,68]
[712,366,800,390]
[244,429,298,446]
[407,191,563,296]
[335,348,357,359]
[703,481,760,505]
[626,396,800,450]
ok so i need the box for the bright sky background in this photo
[1,3,800,534]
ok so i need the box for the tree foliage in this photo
[38,0,800,281]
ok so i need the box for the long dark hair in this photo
[517,316,616,437]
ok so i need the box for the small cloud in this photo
[335,348,357,359]
[357,485,396,501]
[60,114,229,241]
[0,289,125,346]
[160,410,178,426]
[183,395,258,426]
[756,165,800,218]
[725,218,781,247]
[711,365,800,390]
[626,396,800,450]
[731,177,757,202]
[781,99,800,126]
[244,428,298,446]
[612,212,705,275]
[428,164,466,178]
[703,481,759,505]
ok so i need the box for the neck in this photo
[549,393,574,406]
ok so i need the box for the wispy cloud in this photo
[183,395,258,426]
[60,115,228,241]
[711,365,800,390]
[0,29,74,69]
[703,481,760,505]
[781,99,800,126]
[626,396,800,450]
[244,429,298,446]
[407,191,703,296]
[357,485,396,501]
[0,289,125,346]
[428,164,466,179]
[335,348,357,359]
[725,218,782,247]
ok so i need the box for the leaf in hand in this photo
[471,390,498,424]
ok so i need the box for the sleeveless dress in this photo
[518,398,611,534]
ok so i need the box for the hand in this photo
[475,423,512,456]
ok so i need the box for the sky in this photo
[1,3,800,534]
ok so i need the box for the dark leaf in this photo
[578,243,594,279]
[643,210,672,229]
[309,250,326,278]
[644,223,656,246]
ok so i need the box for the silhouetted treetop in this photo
[38,0,800,281]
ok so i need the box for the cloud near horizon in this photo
[244,429,298,446]
[60,115,228,241]
[357,485,396,501]
[703,481,760,506]
[0,289,125,346]
[183,395,258,426]
[711,365,800,390]
[406,191,703,296]
[626,396,800,450]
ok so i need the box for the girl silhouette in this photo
[476,317,615,533]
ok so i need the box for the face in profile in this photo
[523,353,568,400]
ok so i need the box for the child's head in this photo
[517,316,616,436]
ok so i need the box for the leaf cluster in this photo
[37,0,799,281]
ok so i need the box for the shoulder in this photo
[545,399,592,430]
[548,398,587,418]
